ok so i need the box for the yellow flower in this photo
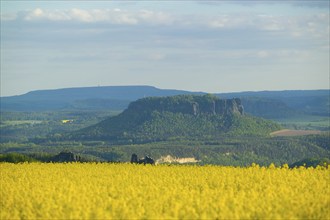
[0,163,329,219]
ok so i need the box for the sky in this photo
[1,1,329,96]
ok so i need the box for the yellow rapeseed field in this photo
[0,163,329,219]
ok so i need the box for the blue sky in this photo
[1,1,329,96]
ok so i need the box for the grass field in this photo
[270,129,324,137]
[274,115,330,131]
[1,163,329,219]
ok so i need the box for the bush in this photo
[0,153,37,163]
[290,158,330,168]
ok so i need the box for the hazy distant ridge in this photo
[0,86,203,111]
[1,86,328,118]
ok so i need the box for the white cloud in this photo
[6,7,328,42]
[69,8,93,22]
[138,10,174,25]
[256,50,270,58]
[47,10,72,21]
[207,12,329,42]
[24,8,44,21]
[18,8,174,25]
[208,16,229,28]
[23,8,71,21]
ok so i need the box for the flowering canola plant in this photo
[1,163,329,219]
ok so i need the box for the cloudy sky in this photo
[1,1,329,96]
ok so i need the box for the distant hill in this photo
[0,86,203,111]
[71,95,281,143]
[1,86,328,119]
[235,97,298,119]
[219,90,329,117]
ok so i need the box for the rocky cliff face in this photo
[125,95,244,116]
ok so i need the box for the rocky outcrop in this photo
[130,154,155,164]
[126,95,244,116]
[52,151,80,162]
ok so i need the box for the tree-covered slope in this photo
[73,95,280,143]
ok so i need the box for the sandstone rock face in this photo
[131,154,155,164]
[52,151,80,162]
[126,95,244,116]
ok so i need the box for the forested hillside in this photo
[73,95,280,143]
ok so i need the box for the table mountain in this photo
[72,95,281,143]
